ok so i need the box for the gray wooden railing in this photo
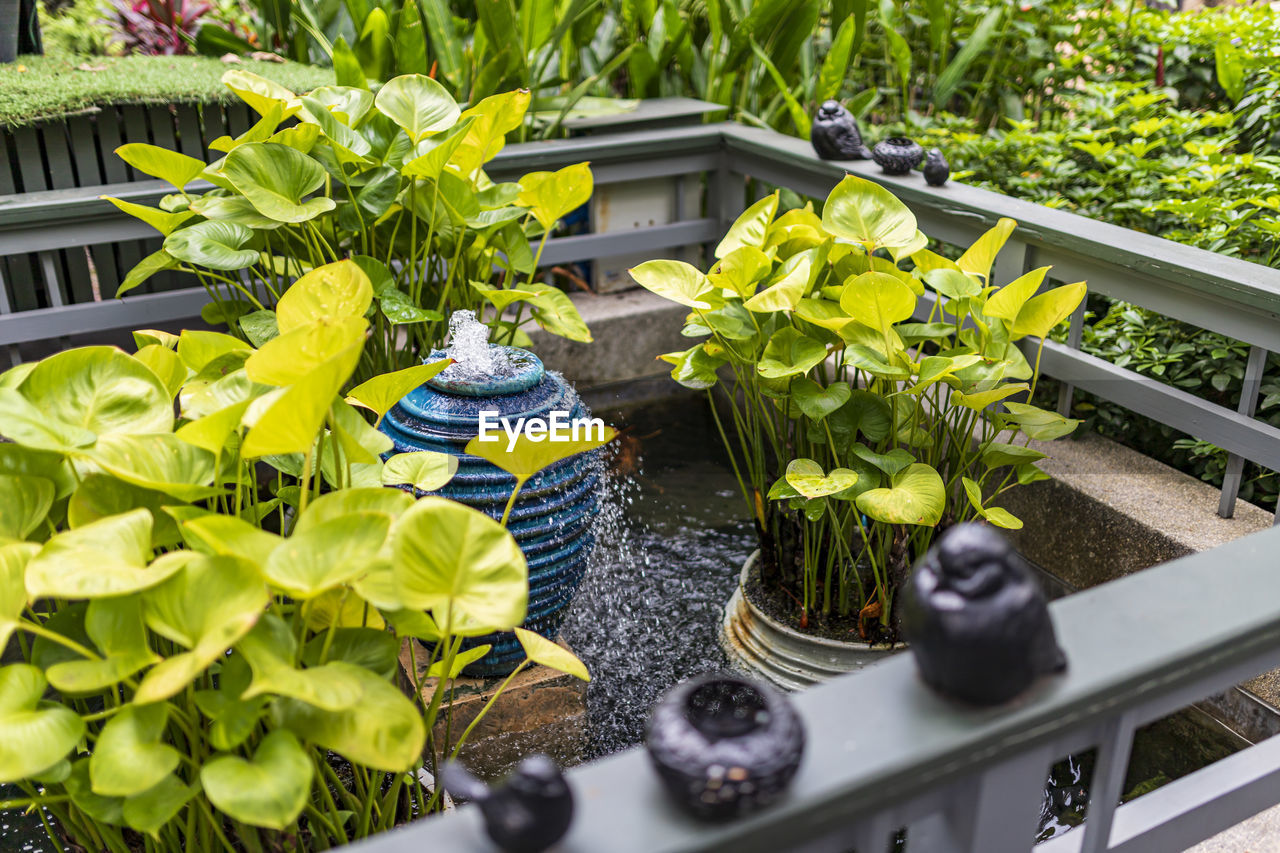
[350,523,1280,853]
[3,121,1279,523]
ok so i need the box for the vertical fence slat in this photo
[850,811,896,853]
[0,131,16,195]
[96,108,130,183]
[952,746,1055,852]
[1057,301,1088,417]
[175,104,205,160]
[1217,345,1269,519]
[199,102,231,157]
[1078,713,1138,853]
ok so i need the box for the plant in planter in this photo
[106,69,594,384]
[630,176,1085,650]
[0,258,590,850]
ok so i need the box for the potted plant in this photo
[106,70,595,384]
[0,259,591,849]
[629,176,1086,688]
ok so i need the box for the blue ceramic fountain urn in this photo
[379,343,600,676]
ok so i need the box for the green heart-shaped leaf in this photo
[222,142,335,224]
[0,474,54,539]
[839,272,916,336]
[382,451,458,493]
[715,191,778,258]
[165,221,259,270]
[784,458,859,498]
[114,143,205,191]
[21,346,173,436]
[822,175,917,251]
[392,496,526,635]
[855,463,945,526]
[202,730,313,830]
[90,705,180,797]
[515,627,590,681]
[375,74,459,143]
[0,665,86,783]
[628,259,713,309]
[791,378,851,422]
[758,327,827,379]
[345,358,452,425]
[263,512,390,598]
[275,259,374,335]
[516,162,593,231]
[25,509,176,599]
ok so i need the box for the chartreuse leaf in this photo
[465,425,617,483]
[47,597,161,694]
[116,250,180,297]
[275,259,375,334]
[382,451,458,492]
[25,509,175,599]
[951,382,1029,410]
[114,144,205,190]
[840,272,916,336]
[0,474,53,539]
[515,628,590,680]
[628,260,714,309]
[202,730,312,830]
[180,514,282,566]
[961,476,1024,530]
[164,221,259,270]
[450,89,530,177]
[263,512,391,598]
[0,665,86,783]
[374,74,460,142]
[822,175,918,251]
[223,142,335,224]
[984,266,1050,322]
[517,162,594,230]
[743,251,811,313]
[235,615,365,710]
[102,196,195,237]
[133,553,267,704]
[855,463,945,526]
[1011,282,1087,341]
[221,69,300,118]
[392,496,527,635]
[0,543,38,648]
[661,344,726,390]
[957,218,1017,281]
[122,774,198,838]
[758,327,827,379]
[295,487,415,534]
[982,442,1047,469]
[245,317,369,386]
[715,192,779,258]
[709,246,772,299]
[0,389,95,450]
[428,644,491,678]
[176,330,251,372]
[785,458,859,498]
[346,359,452,425]
[133,344,186,399]
[1001,401,1080,440]
[526,283,593,342]
[90,705,179,797]
[79,433,220,501]
[20,345,173,435]
[276,663,425,771]
[241,338,364,458]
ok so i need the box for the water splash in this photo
[439,309,496,381]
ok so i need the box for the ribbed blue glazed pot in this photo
[379,344,600,676]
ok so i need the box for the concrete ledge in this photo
[1004,432,1273,589]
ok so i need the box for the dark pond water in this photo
[0,393,1248,850]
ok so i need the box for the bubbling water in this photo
[440,309,496,381]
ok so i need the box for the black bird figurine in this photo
[903,523,1067,706]
[440,755,574,853]
[810,100,873,161]
[923,148,950,186]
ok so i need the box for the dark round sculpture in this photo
[871,137,925,175]
[810,99,873,161]
[903,523,1068,707]
[440,755,573,853]
[923,148,951,187]
[645,674,805,821]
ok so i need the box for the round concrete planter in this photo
[720,551,905,692]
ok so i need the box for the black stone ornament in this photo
[439,754,573,853]
[810,99,873,160]
[645,674,805,821]
[903,523,1067,706]
[923,148,950,186]
[871,136,925,175]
